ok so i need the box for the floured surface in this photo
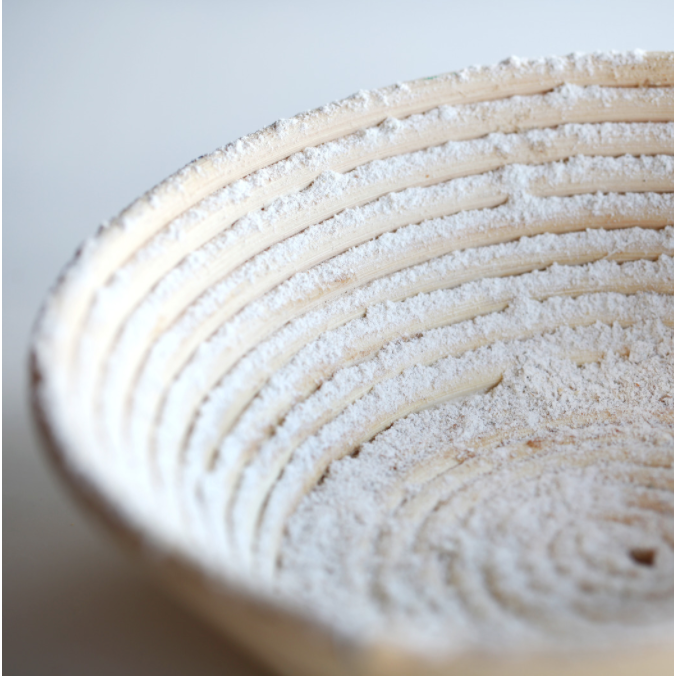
[277,319,673,655]
[29,52,674,669]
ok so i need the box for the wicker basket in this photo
[32,52,674,676]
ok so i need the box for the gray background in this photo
[4,1,673,673]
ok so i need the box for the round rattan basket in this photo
[32,51,674,676]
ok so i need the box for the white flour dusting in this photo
[30,50,674,662]
[276,319,673,655]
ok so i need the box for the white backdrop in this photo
[4,1,673,673]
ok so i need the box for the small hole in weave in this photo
[629,548,656,566]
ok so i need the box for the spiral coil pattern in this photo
[33,52,673,672]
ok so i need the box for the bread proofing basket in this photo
[31,52,674,676]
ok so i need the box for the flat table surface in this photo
[4,1,673,674]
